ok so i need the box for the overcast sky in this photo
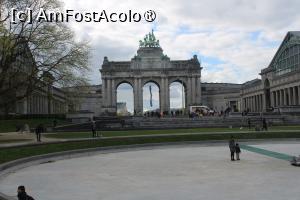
[62,0,299,112]
[63,0,300,85]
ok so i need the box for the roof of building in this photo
[202,82,242,86]
[289,31,300,36]
[242,78,262,89]
[265,31,300,71]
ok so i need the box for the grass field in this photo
[45,126,300,139]
[1,130,300,164]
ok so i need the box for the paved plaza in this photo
[0,141,300,200]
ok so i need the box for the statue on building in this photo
[139,29,161,48]
[103,56,109,64]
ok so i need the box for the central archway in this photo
[169,81,186,116]
[143,81,160,116]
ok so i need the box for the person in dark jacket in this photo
[53,119,57,127]
[91,120,96,137]
[35,124,43,142]
[235,143,241,160]
[247,118,251,130]
[229,136,236,161]
[17,186,35,200]
[262,118,268,131]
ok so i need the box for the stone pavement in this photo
[0,141,300,200]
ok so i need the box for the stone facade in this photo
[63,85,102,116]
[100,45,202,115]
[0,37,67,115]
[240,31,300,113]
[5,31,300,116]
[15,85,66,115]
[202,83,241,112]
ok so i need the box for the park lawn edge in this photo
[44,125,300,139]
[1,131,300,164]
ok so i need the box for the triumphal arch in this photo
[100,31,202,115]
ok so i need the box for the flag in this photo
[149,85,153,107]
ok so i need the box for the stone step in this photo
[53,116,298,132]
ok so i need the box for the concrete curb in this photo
[0,192,15,200]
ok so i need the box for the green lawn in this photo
[0,118,68,133]
[45,126,300,139]
[45,127,243,139]
[1,131,300,164]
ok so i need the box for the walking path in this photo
[1,129,300,148]
[0,132,63,148]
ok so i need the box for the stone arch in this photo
[142,80,161,114]
[116,81,134,116]
[168,78,187,88]
[115,79,134,90]
[142,79,161,90]
[169,79,187,113]
[100,34,202,116]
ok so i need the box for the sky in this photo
[61,0,300,112]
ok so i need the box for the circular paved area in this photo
[1,142,300,200]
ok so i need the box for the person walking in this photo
[17,186,35,200]
[235,143,241,160]
[35,124,43,142]
[91,120,97,137]
[262,118,268,131]
[229,136,236,161]
[53,119,57,127]
[247,118,251,130]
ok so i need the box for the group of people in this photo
[91,120,102,137]
[229,136,241,161]
[143,111,163,118]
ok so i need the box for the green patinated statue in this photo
[139,29,160,48]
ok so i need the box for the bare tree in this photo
[0,0,90,114]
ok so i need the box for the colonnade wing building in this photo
[0,36,66,116]
[241,31,300,113]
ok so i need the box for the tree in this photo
[0,0,90,114]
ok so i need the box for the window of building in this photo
[275,44,300,76]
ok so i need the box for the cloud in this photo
[61,0,300,85]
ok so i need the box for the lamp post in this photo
[182,79,184,116]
